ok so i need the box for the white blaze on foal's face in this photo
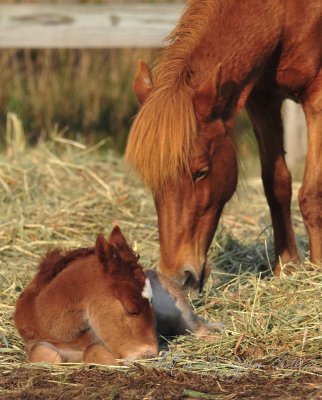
[142,278,153,305]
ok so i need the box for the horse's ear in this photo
[193,63,222,118]
[133,59,153,105]
[95,233,113,269]
[108,225,128,248]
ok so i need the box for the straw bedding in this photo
[0,141,321,398]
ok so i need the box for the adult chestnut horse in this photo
[126,0,322,289]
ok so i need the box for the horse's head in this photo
[95,226,158,360]
[129,61,238,291]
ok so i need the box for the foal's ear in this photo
[108,225,128,248]
[133,59,153,105]
[193,63,222,118]
[95,233,113,267]
[108,225,138,263]
[115,286,142,316]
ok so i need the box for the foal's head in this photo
[95,226,157,360]
[129,61,238,290]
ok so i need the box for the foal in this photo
[14,226,158,365]
[15,227,221,364]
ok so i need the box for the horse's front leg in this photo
[300,69,322,265]
[246,83,299,275]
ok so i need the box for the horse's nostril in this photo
[183,269,198,289]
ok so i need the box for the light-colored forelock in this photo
[126,0,218,192]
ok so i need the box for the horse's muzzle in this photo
[182,262,207,293]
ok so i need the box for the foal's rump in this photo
[14,281,42,341]
[14,262,99,363]
[15,256,98,344]
[17,276,118,365]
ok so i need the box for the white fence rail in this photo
[0,4,183,48]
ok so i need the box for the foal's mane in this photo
[36,241,141,287]
[126,0,218,191]
[36,247,95,287]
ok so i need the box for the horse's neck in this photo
[181,0,283,120]
[188,0,283,99]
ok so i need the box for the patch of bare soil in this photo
[0,366,321,400]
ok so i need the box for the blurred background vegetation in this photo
[0,0,255,162]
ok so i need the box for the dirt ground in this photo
[0,365,321,400]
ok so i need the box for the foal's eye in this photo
[192,168,209,182]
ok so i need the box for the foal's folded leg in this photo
[28,342,63,363]
[83,343,118,365]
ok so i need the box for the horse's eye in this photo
[192,168,209,182]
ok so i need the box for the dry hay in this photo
[0,141,321,399]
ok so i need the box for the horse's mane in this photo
[126,0,219,191]
[36,247,95,287]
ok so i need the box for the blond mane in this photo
[126,0,218,192]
